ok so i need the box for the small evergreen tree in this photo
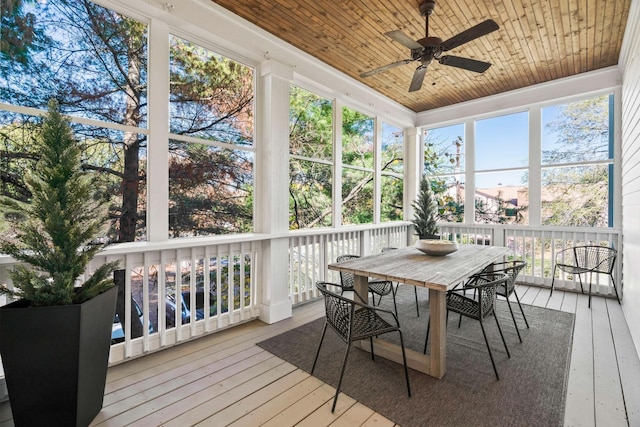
[0,99,119,306]
[412,175,439,239]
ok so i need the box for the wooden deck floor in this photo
[0,286,639,426]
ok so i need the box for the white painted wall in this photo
[620,0,640,357]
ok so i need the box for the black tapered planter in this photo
[0,286,117,427]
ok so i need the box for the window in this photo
[288,86,333,229]
[380,122,403,222]
[341,106,374,225]
[541,94,613,227]
[475,112,529,224]
[168,35,254,238]
[0,0,148,241]
[423,124,465,223]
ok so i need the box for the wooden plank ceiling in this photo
[210,0,630,113]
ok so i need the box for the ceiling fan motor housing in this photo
[419,0,436,16]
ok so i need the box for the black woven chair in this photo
[551,245,619,308]
[312,281,411,412]
[483,260,528,343]
[336,254,398,316]
[424,272,511,380]
[381,247,420,316]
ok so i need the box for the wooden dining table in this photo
[327,244,511,379]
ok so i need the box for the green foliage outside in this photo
[288,87,404,228]
[0,100,119,306]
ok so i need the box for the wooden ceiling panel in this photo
[210,0,630,112]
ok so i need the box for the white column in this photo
[404,127,422,221]
[333,99,343,226]
[528,107,542,226]
[405,127,422,245]
[464,119,476,224]
[255,59,293,324]
[146,19,170,241]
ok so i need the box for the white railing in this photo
[439,223,622,297]
[0,222,622,367]
[0,237,263,364]
[288,223,411,304]
[287,222,623,305]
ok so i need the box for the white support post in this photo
[256,59,293,324]
[147,19,170,241]
[528,107,542,227]
[405,127,422,244]
[464,119,476,225]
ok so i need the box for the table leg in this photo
[429,288,447,379]
[353,274,369,304]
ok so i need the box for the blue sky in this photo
[426,110,532,188]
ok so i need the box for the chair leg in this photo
[311,322,328,374]
[332,341,353,413]
[479,321,500,381]
[423,320,430,354]
[414,286,420,317]
[504,298,522,343]
[493,311,510,358]
[587,272,592,309]
[577,274,585,294]
[611,274,621,304]
[369,336,375,360]
[551,265,558,296]
[397,329,412,397]
[513,290,530,329]
[391,287,398,318]
[424,311,448,354]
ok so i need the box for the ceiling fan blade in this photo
[439,55,492,73]
[441,19,499,51]
[360,59,414,78]
[408,63,429,92]
[385,30,423,50]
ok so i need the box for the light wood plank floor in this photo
[0,286,638,426]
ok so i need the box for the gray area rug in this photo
[257,285,575,427]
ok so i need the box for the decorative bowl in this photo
[415,239,459,256]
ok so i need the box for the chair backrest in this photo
[315,281,354,343]
[558,245,617,274]
[466,272,509,319]
[336,254,359,290]
[486,260,526,295]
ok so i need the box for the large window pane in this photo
[542,165,609,227]
[289,87,333,229]
[342,107,373,168]
[289,160,332,229]
[542,95,611,165]
[432,175,464,223]
[168,141,253,238]
[475,170,528,224]
[381,175,403,222]
[289,86,332,160]
[169,36,254,146]
[342,169,373,225]
[541,94,613,227]
[476,112,528,170]
[0,111,148,241]
[0,1,148,126]
[424,124,464,222]
[423,123,465,174]
[381,122,403,222]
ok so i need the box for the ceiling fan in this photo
[360,0,499,92]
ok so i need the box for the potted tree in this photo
[0,100,119,426]
[412,175,440,239]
